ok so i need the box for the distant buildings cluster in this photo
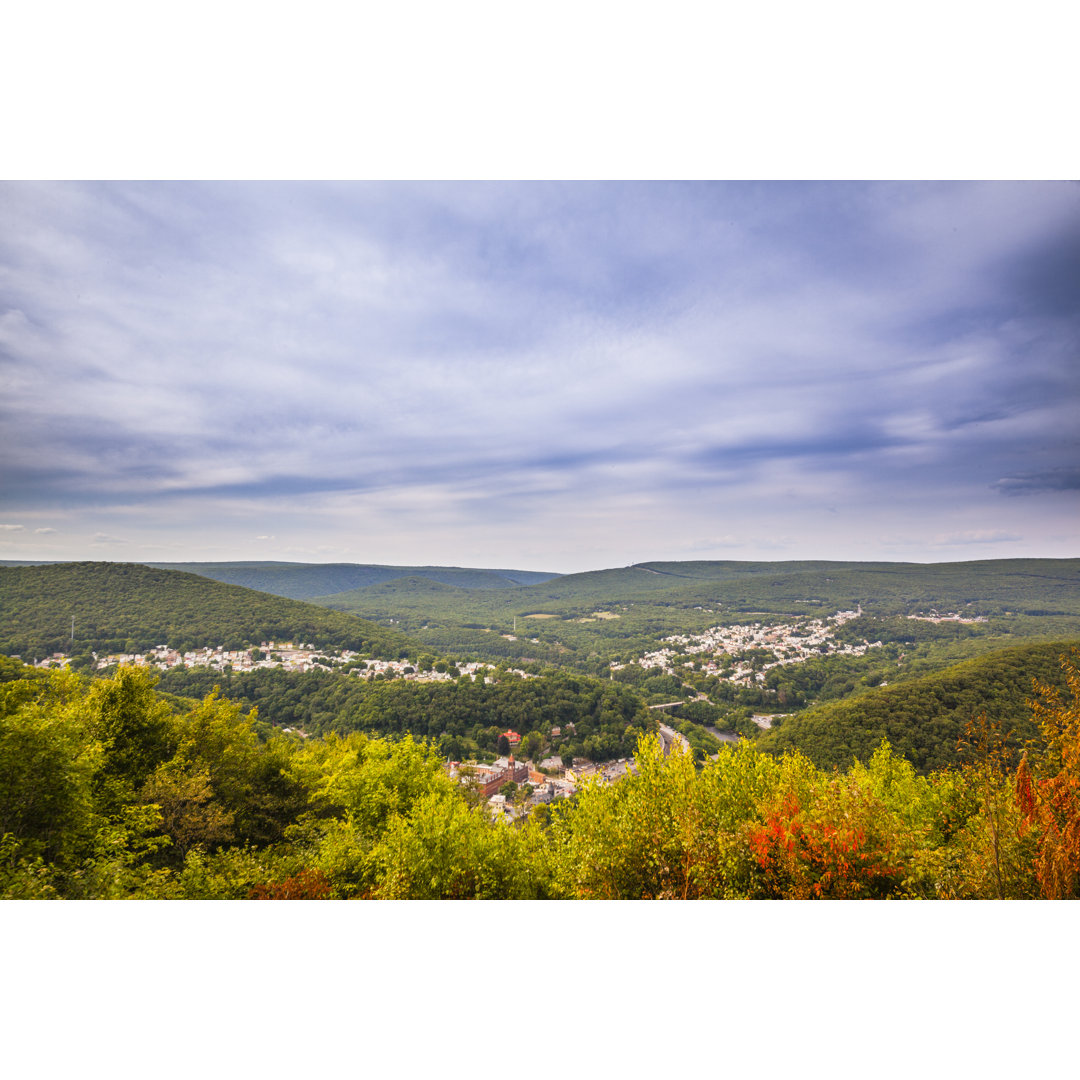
[22,641,499,683]
[906,612,988,624]
[447,747,638,819]
[615,609,884,687]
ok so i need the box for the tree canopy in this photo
[0,562,415,660]
[4,651,1080,899]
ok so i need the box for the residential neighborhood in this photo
[33,641,499,684]
[614,609,884,688]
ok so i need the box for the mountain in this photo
[523,558,1080,613]
[0,562,416,661]
[145,561,560,599]
[756,639,1080,773]
[304,557,1080,674]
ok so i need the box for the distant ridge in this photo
[144,561,561,600]
[513,558,1080,612]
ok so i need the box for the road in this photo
[657,722,691,757]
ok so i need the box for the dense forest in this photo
[0,562,414,661]
[757,640,1079,772]
[156,665,656,763]
[4,651,1079,899]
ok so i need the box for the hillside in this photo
[155,663,655,760]
[518,558,1080,615]
[308,558,1080,674]
[0,562,416,661]
[5,656,1080,899]
[756,639,1080,773]
[145,560,560,599]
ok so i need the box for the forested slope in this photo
[5,655,1080,899]
[0,562,415,661]
[757,640,1080,772]
[155,665,655,762]
[307,558,1080,673]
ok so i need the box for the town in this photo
[31,641,642,817]
[444,723,685,820]
[33,641,497,683]
[613,608,883,687]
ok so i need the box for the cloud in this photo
[91,532,128,545]
[1,181,1077,566]
[34,527,57,534]
[0,524,25,531]
[933,530,1023,546]
[992,468,1080,496]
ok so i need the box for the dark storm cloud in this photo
[993,196,1080,320]
[992,469,1080,496]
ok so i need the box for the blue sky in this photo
[1,180,1078,572]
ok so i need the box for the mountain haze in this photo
[147,561,560,600]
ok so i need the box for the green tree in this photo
[81,666,174,790]
[0,675,102,867]
[369,791,555,899]
[140,763,235,861]
[519,730,544,762]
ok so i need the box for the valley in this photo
[3,556,1080,899]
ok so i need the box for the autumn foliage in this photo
[1017,654,1080,898]
[248,869,333,899]
[3,655,1080,899]
[746,789,904,899]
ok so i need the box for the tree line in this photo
[155,665,655,764]
[4,651,1079,899]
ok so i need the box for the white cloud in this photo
[1,182,1077,567]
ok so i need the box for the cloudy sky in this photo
[1,180,1077,573]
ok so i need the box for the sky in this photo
[1,180,1078,574]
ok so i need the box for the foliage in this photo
[3,647,1080,900]
[249,868,333,899]
[156,664,655,763]
[1018,652,1080,898]
[0,672,102,866]
[757,640,1078,773]
[0,562,414,660]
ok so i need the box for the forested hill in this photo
[0,562,416,661]
[757,640,1080,773]
[145,561,560,599]
[304,556,1080,676]
[517,558,1080,614]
